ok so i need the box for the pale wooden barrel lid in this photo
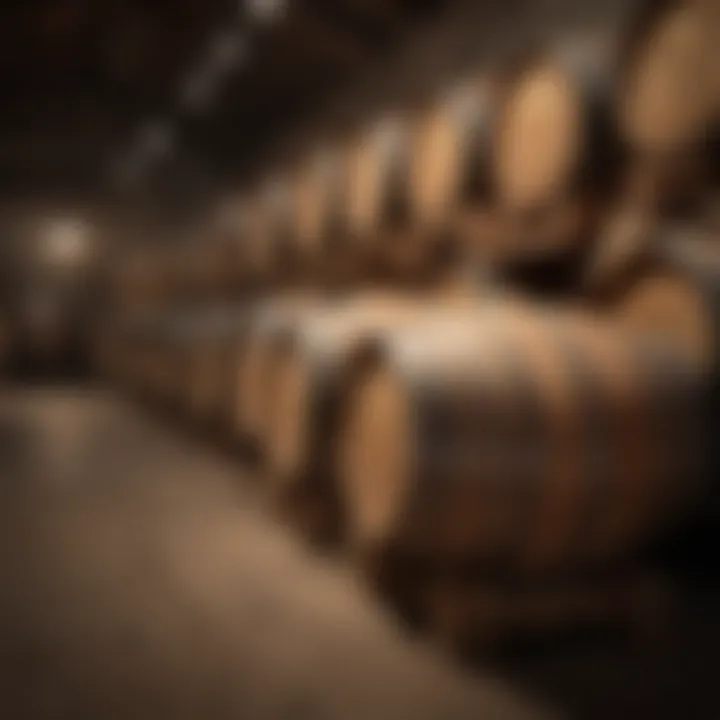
[616,267,714,372]
[620,1,716,151]
[346,116,412,243]
[340,350,411,549]
[410,77,493,229]
[494,60,583,212]
[294,148,345,259]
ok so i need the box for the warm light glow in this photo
[41,219,92,267]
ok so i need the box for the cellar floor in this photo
[0,386,716,720]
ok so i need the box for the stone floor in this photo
[0,386,716,719]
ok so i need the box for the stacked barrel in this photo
[100,0,719,648]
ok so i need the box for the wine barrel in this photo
[167,314,205,414]
[491,1,716,260]
[337,304,705,574]
[619,0,717,155]
[608,228,720,374]
[614,268,715,372]
[609,0,718,231]
[490,30,622,261]
[242,175,295,283]
[265,296,424,479]
[345,116,414,265]
[167,311,219,420]
[234,294,319,446]
[263,293,488,539]
[582,203,659,293]
[409,74,496,258]
[293,146,349,264]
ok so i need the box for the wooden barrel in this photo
[263,294,487,538]
[490,1,716,261]
[614,269,716,374]
[166,315,203,414]
[265,296,423,479]
[345,116,414,267]
[145,316,179,408]
[183,309,254,427]
[609,0,718,238]
[619,0,717,155]
[210,311,256,435]
[234,294,319,446]
[337,304,705,574]
[242,175,295,283]
[212,197,255,290]
[293,146,349,265]
[490,31,623,261]
[603,228,720,373]
[408,74,496,260]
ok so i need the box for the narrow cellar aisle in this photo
[0,386,547,720]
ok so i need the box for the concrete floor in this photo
[0,387,717,720]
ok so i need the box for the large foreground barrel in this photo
[262,293,490,540]
[265,296,425,483]
[337,305,707,574]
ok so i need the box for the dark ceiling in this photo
[0,0,634,226]
[0,0,454,207]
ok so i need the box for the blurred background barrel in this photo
[292,145,350,278]
[487,0,718,294]
[345,116,415,278]
[234,295,320,450]
[408,74,497,270]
